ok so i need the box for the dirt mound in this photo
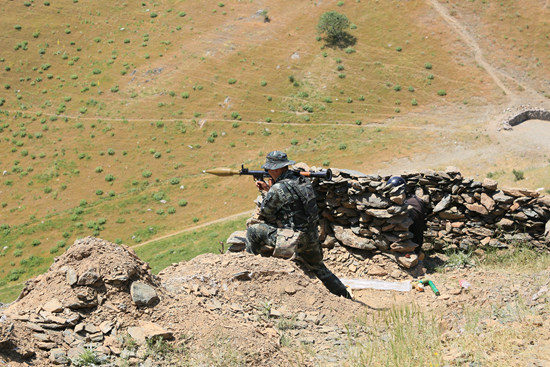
[4,237,548,366]
[12,236,157,312]
[1,237,161,364]
[157,252,364,365]
[0,237,362,366]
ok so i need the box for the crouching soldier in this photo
[245,151,352,299]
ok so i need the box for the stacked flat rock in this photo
[399,168,550,251]
[241,166,420,270]
[315,168,416,254]
[499,105,550,130]
[312,167,550,256]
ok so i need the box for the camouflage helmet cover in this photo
[261,151,296,170]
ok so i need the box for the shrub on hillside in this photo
[513,169,524,181]
[153,191,166,201]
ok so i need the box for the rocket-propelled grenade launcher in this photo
[204,165,332,182]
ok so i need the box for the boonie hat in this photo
[261,151,296,170]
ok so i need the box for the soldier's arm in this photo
[260,184,286,223]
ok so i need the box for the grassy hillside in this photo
[445,0,550,95]
[1,0,549,302]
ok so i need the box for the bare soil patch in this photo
[505,120,550,152]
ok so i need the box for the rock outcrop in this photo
[1,237,166,365]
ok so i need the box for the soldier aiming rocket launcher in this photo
[204,165,332,182]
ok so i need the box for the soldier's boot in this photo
[306,262,353,299]
[317,272,353,299]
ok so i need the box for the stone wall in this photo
[313,167,550,264]
[499,106,550,130]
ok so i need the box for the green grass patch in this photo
[480,242,550,272]
[348,304,443,366]
[0,282,26,304]
[134,215,247,273]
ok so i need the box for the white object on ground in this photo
[532,285,548,301]
[340,278,412,292]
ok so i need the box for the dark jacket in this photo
[405,195,427,246]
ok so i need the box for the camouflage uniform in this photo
[246,151,351,299]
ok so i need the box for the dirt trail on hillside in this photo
[427,0,514,98]
[133,210,253,249]
[371,0,550,181]
[426,0,548,108]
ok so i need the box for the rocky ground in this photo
[1,237,549,366]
